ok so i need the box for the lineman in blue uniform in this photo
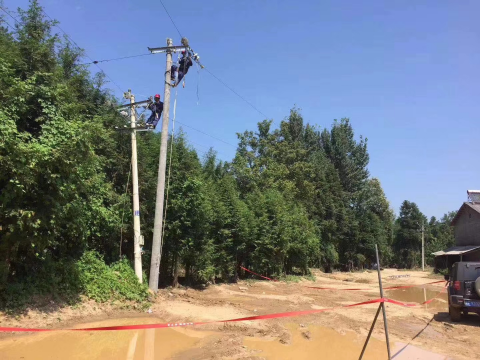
[171,51,193,87]
[146,94,163,129]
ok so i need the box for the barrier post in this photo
[376,244,392,359]
[358,244,392,360]
[358,304,382,360]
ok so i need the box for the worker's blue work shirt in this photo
[178,57,193,74]
[148,101,164,118]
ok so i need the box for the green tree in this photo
[0,1,127,294]
[393,200,427,268]
[425,212,456,265]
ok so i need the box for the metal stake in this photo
[358,304,382,360]
[376,244,392,359]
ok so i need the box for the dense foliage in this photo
[0,2,456,305]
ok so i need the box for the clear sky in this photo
[5,0,480,219]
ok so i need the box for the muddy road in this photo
[0,269,478,359]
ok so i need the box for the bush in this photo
[0,258,82,312]
[0,251,149,312]
[77,251,149,303]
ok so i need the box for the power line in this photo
[186,139,230,158]
[203,67,269,119]
[79,53,155,65]
[0,6,18,24]
[41,9,124,92]
[154,0,268,142]
[0,17,14,30]
[175,119,237,148]
[158,0,182,38]
[0,8,16,29]
[156,1,269,120]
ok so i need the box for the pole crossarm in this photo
[148,37,204,68]
[117,99,152,109]
[148,46,187,54]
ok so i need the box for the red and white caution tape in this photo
[0,298,383,332]
[305,280,445,291]
[0,288,448,333]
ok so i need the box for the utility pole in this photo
[147,38,201,291]
[124,89,143,283]
[148,38,174,291]
[421,220,425,271]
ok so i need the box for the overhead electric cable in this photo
[42,9,124,92]
[0,6,17,24]
[203,67,268,119]
[79,53,155,65]
[0,10,15,29]
[155,0,268,120]
[158,0,183,38]
[175,120,237,148]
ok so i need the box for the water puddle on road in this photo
[244,324,388,359]
[244,324,449,359]
[386,287,447,311]
[0,318,214,360]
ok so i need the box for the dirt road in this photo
[0,269,478,359]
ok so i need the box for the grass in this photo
[280,273,316,283]
[244,278,259,286]
[242,272,316,284]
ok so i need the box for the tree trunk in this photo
[172,253,179,288]
[185,263,191,286]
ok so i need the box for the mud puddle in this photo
[0,318,214,360]
[244,323,388,359]
[386,287,447,311]
[244,324,449,360]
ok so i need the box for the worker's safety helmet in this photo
[154,94,160,99]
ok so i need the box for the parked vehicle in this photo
[446,262,480,322]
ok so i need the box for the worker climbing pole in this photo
[145,94,164,129]
[115,97,158,132]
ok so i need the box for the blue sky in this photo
[5,0,480,219]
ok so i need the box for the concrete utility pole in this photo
[147,37,201,291]
[421,221,425,271]
[148,38,175,291]
[124,89,143,283]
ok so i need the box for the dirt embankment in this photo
[0,269,477,359]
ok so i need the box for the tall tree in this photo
[393,200,427,268]
[0,0,126,289]
[321,118,369,195]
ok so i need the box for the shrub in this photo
[77,251,149,303]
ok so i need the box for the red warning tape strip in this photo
[240,266,278,282]
[305,286,369,291]
[0,298,383,332]
[0,287,448,333]
[305,280,446,291]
